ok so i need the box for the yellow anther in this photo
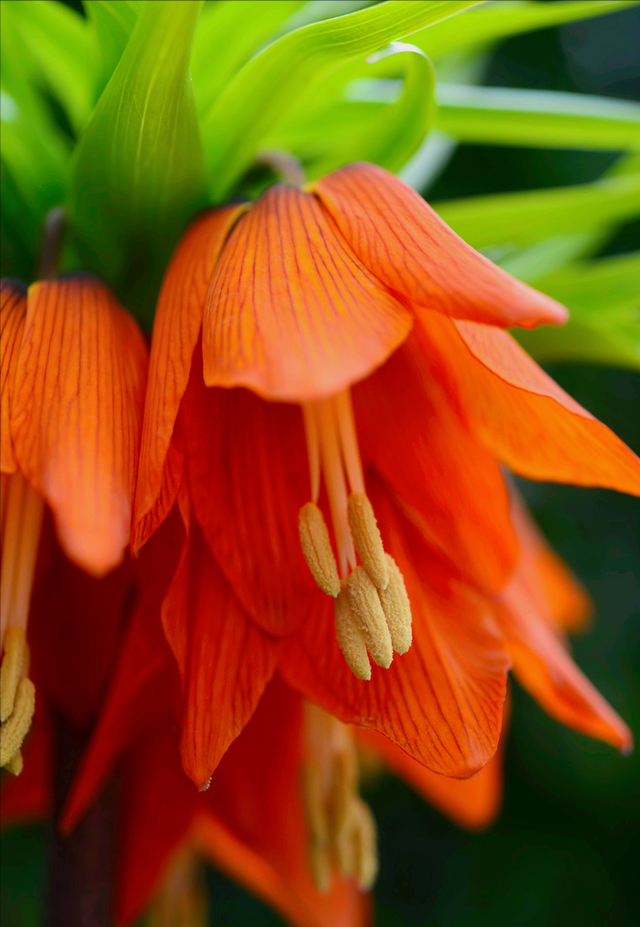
[4,748,23,776]
[378,555,412,655]
[308,842,332,894]
[346,567,393,669]
[0,625,27,722]
[329,747,358,839]
[302,760,332,892]
[334,589,371,681]
[147,848,208,927]
[352,798,378,890]
[347,493,389,591]
[299,503,341,597]
[0,676,35,768]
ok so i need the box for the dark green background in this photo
[2,3,639,925]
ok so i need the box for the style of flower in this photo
[0,275,148,774]
[131,161,640,795]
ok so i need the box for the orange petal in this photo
[281,480,510,778]
[1,279,27,474]
[173,526,281,789]
[355,327,518,594]
[497,580,632,751]
[196,677,372,927]
[12,276,149,575]
[509,491,592,634]
[184,350,317,637]
[312,163,567,329]
[202,183,413,401]
[357,711,506,831]
[421,311,640,495]
[133,206,245,554]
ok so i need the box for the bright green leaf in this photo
[69,0,207,325]
[435,174,640,249]
[84,0,145,99]
[191,0,306,116]
[436,85,640,151]
[201,0,480,200]
[413,0,638,60]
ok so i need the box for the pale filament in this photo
[303,391,363,577]
[1,471,44,644]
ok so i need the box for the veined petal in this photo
[496,581,632,751]
[0,279,27,474]
[202,183,413,401]
[197,677,371,927]
[281,481,510,777]
[133,206,245,554]
[12,276,148,575]
[355,327,518,594]
[421,311,640,495]
[173,526,281,789]
[312,163,567,329]
[184,349,317,637]
[357,717,505,831]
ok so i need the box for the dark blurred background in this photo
[2,3,639,925]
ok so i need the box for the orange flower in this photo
[131,162,640,793]
[0,275,147,774]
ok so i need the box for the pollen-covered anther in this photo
[302,761,332,893]
[347,492,389,590]
[351,797,378,890]
[0,676,35,769]
[334,587,371,681]
[346,567,393,669]
[298,503,341,596]
[378,554,412,655]
[0,626,28,722]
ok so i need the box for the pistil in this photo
[302,703,378,892]
[299,391,412,679]
[0,471,44,774]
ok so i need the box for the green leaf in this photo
[532,252,640,317]
[516,317,640,371]
[434,174,640,249]
[436,85,640,151]
[84,0,145,99]
[2,0,95,134]
[263,43,436,177]
[191,0,306,116]
[201,0,480,200]
[412,0,638,59]
[69,0,207,325]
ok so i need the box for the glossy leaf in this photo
[412,0,637,59]
[69,0,208,325]
[201,0,480,200]
[435,174,640,249]
[436,85,640,151]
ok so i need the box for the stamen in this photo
[378,555,412,655]
[333,391,365,495]
[0,625,27,722]
[347,493,389,591]
[334,588,371,681]
[302,404,321,503]
[316,400,356,576]
[4,748,23,776]
[0,472,44,643]
[0,676,35,768]
[346,567,393,669]
[302,704,379,893]
[298,503,341,597]
[147,848,208,927]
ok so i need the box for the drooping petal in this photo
[184,348,317,636]
[133,206,245,553]
[198,677,371,927]
[1,280,27,474]
[355,327,518,594]
[357,716,505,831]
[202,183,413,401]
[115,725,198,926]
[414,310,640,495]
[312,163,567,329]
[497,580,631,751]
[12,276,149,575]
[166,524,281,789]
[281,481,510,777]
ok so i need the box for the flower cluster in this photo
[2,163,639,926]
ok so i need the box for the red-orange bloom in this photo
[131,162,640,793]
[0,275,147,774]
